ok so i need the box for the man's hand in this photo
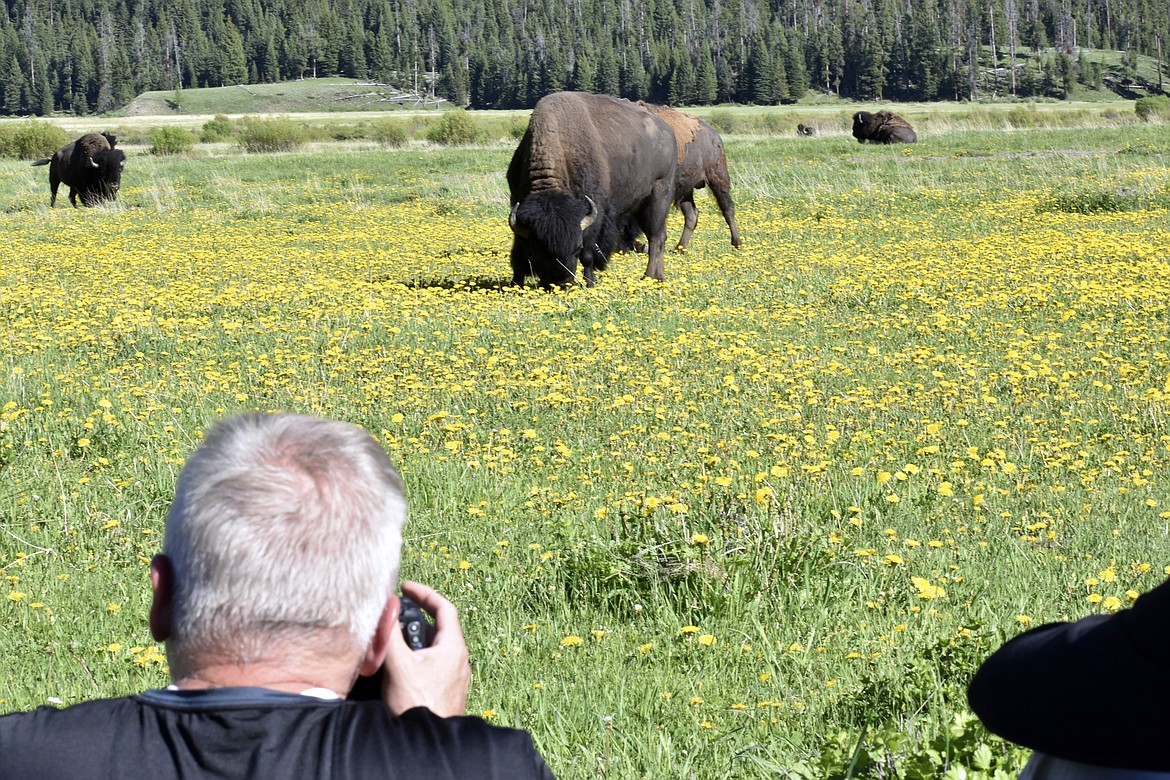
[381,581,471,717]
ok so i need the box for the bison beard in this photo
[508,191,599,287]
[507,91,678,288]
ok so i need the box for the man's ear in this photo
[150,555,174,642]
[358,594,399,676]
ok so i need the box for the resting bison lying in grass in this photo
[852,111,917,144]
[796,123,816,137]
[31,132,125,207]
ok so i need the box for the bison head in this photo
[81,148,127,206]
[852,112,879,143]
[509,192,598,287]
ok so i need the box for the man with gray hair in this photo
[0,413,555,779]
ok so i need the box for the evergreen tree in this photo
[783,28,808,99]
[667,46,695,104]
[747,33,773,103]
[541,43,569,94]
[695,43,717,103]
[571,48,596,92]
[222,17,249,83]
[2,54,22,114]
[597,43,620,95]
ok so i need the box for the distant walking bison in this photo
[507,91,678,287]
[631,102,741,252]
[852,111,918,144]
[31,132,126,207]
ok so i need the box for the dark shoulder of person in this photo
[341,703,556,779]
[0,694,555,780]
[968,577,1170,772]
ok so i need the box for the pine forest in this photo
[0,0,1167,115]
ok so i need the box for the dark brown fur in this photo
[507,92,678,287]
[635,103,741,251]
[31,132,125,207]
[851,111,918,144]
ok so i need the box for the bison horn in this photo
[508,203,529,238]
[580,196,597,232]
[88,156,99,169]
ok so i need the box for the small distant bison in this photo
[851,111,918,144]
[796,123,817,137]
[31,132,126,207]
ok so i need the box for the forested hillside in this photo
[0,0,1166,115]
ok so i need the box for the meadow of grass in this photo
[1,117,1169,778]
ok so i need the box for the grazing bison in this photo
[851,111,917,144]
[796,123,817,137]
[631,102,741,252]
[507,91,678,287]
[31,132,126,207]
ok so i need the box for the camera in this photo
[347,594,436,700]
[398,595,436,651]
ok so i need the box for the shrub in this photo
[370,120,409,147]
[200,114,234,142]
[237,117,308,153]
[425,110,484,146]
[0,121,68,160]
[329,123,369,141]
[1134,95,1170,122]
[707,111,736,135]
[762,113,787,135]
[148,126,197,155]
[506,116,530,140]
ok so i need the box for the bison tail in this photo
[30,158,51,167]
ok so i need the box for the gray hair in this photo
[164,413,405,664]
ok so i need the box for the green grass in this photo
[2,117,1170,778]
[122,78,452,116]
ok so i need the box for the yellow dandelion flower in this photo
[559,635,583,647]
[911,576,946,600]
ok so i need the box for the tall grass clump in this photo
[148,126,197,155]
[0,120,68,159]
[237,116,308,153]
[370,119,409,147]
[1135,95,1170,122]
[200,114,235,142]
[425,109,484,146]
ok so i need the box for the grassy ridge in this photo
[2,122,1170,777]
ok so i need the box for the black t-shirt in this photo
[0,687,556,779]
[968,576,1170,772]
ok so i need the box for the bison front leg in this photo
[509,238,530,286]
[640,186,673,281]
[675,192,698,252]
